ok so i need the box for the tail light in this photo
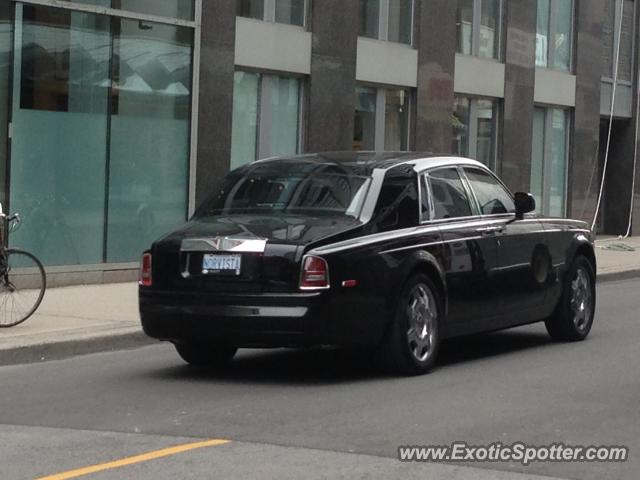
[139,252,153,287]
[300,255,330,290]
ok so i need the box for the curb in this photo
[0,331,157,367]
[597,269,640,283]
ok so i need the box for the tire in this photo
[174,342,238,368]
[376,274,441,376]
[0,249,47,328]
[545,255,596,341]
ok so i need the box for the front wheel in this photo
[0,249,47,328]
[545,255,596,341]
[376,274,441,376]
[175,342,238,368]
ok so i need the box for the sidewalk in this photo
[1,239,639,366]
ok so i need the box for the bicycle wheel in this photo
[0,249,46,328]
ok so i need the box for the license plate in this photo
[202,254,242,275]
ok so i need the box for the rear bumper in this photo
[140,288,336,347]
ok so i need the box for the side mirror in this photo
[514,192,536,219]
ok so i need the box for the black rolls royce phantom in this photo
[139,152,596,375]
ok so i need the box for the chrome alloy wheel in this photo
[570,267,593,333]
[406,284,437,362]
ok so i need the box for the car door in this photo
[425,167,502,334]
[462,167,549,325]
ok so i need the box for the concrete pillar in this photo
[414,0,456,153]
[306,0,359,152]
[194,1,237,208]
[501,0,536,193]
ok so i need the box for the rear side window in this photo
[427,168,473,220]
[464,168,515,215]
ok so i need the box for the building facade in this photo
[0,0,639,280]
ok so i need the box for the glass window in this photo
[237,0,265,19]
[530,107,569,217]
[107,20,192,263]
[354,86,377,150]
[536,0,573,71]
[265,75,301,157]
[10,5,110,266]
[453,96,498,170]
[453,97,470,157]
[531,108,546,209]
[231,72,302,169]
[419,174,432,221]
[359,0,380,39]
[275,0,306,26]
[197,161,371,219]
[231,72,260,170]
[384,89,409,150]
[536,0,550,67]
[457,0,501,59]
[456,0,474,55]
[354,86,411,152]
[428,168,474,219]
[479,0,499,58]
[387,0,413,45]
[464,168,515,215]
[553,0,572,70]
[549,109,569,216]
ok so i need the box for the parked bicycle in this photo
[0,203,46,328]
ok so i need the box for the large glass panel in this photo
[549,109,568,216]
[118,0,195,21]
[456,0,474,55]
[107,19,192,262]
[553,0,572,71]
[428,168,474,219]
[536,0,550,67]
[275,0,306,26]
[10,5,110,266]
[231,71,260,169]
[266,76,300,157]
[384,89,409,150]
[237,0,265,20]
[453,97,470,156]
[359,0,380,39]
[464,168,515,215]
[479,0,500,59]
[476,99,497,169]
[388,0,413,45]
[531,108,546,212]
[354,86,376,150]
[0,6,10,205]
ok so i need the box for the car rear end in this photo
[139,157,372,348]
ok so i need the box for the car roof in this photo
[251,152,488,174]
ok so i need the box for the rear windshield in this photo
[196,161,372,218]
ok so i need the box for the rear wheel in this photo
[174,342,238,367]
[376,274,441,376]
[0,249,46,328]
[545,255,596,341]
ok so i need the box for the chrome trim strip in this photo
[181,237,268,253]
[379,236,484,255]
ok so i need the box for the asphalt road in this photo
[1,278,638,480]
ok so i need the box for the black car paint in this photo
[140,154,596,349]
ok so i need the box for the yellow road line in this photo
[35,439,231,480]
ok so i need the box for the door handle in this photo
[476,226,504,235]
